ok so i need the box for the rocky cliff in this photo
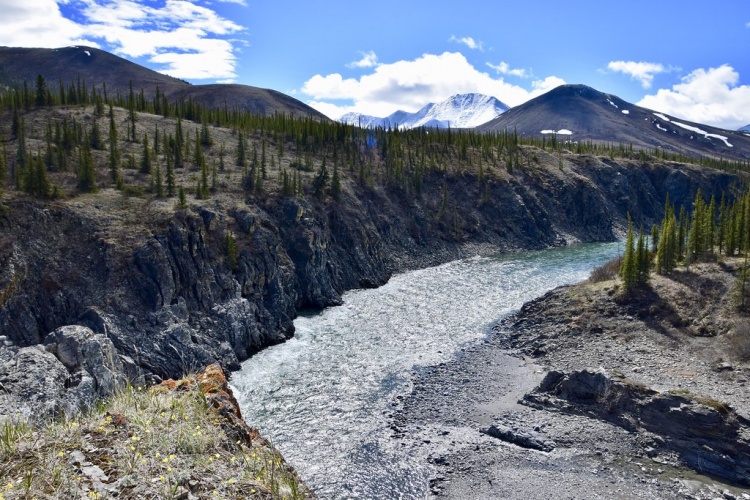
[0,151,738,417]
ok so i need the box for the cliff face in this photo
[0,153,737,416]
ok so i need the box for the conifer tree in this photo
[108,104,121,186]
[200,122,213,146]
[165,141,175,196]
[331,161,341,200]
[656,204,677,275]
[236,132,246,168]
[35,75,48,107]
[154,163,164,197]
[90,121,104,150]
[77,143,98,193]
[650,224,659,253]
[140,133,151,174]
[636,228,650,284]
[619,215,637,292]
[176,185,187,209]
[313,159,328,199]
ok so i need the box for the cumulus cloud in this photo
[0,0,246,81]
[0,0,93,47]
[607,60,669,88]
[347,51,379,69]
[638,65,750,130]
[487,61,529,78]
[301,51,565,119]
[448,35,483,51]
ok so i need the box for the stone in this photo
[481,423,556,452]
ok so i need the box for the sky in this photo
[1,0,749,129]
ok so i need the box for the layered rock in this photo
[0,155,738,416]
[524,369,750,486]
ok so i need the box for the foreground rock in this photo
[395,261,750,498]
[0,363,313,499]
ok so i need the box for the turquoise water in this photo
[233,242,621,498]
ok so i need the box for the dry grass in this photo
[0,380,308,499]
[588,256,622,284]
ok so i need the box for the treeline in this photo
[619,187,750,294]
[2,75,750,207]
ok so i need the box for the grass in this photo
[667,389,731,416]
[588,256,622,284]
[0,378,309,499]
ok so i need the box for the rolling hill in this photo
[0,45,326,120]
[477,84,750,161]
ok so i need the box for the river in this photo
[232,242,621,498]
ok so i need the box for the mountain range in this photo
[340,93,509,129]
[1,46,748,162]
[0,46,326,120]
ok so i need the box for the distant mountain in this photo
[476,84,750,161]
[0,46,326,120]
[340,93,509,129]
[740,124,750,133]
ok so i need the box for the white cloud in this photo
[487,61,529,78]
[607,60,668,89]
[0,0,94,47]
[301,51,565,119]
[448,35,483,51]
[346,51,378,69]
[638,65,750,130]
[0,0,246,81]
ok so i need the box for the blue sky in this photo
[1,0,749,129]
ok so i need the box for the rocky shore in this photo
[394,260,750,499]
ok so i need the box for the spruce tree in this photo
[636,228,649,284]
[331,161,341,200]
[313,159,328,199]
[619,215,637,292]
[165,142,175,196]
[154,163,164,197]
[176,185,187,209]
[35,74,48,107]
[77,143,98,193]
[108,104,121,186]
[236,132,246,168]
[140,133,151,174]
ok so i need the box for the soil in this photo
[393,259,750,499]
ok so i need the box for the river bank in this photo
[394,259,750,499]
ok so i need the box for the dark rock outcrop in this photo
[0,156,738,416]
[524,369,750,486]
[481,422,556,452]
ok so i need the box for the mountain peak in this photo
[339,93,509,129]
[477,84,750,162]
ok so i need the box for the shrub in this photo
[589,257,622,283]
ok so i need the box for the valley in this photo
[0,45,749,498]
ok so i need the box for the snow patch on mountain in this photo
[339,93,509,130]
[671,121,733,147]
[541,129,573,135]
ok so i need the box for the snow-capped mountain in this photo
[740,124,750,133]
[339,93,509,129]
